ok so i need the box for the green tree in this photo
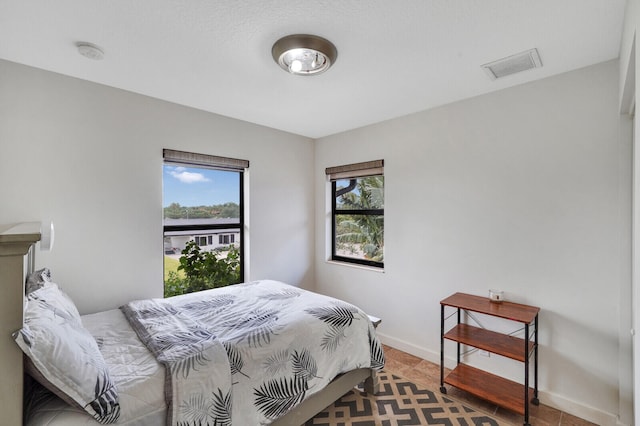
[335,176,384,261]
[218,202,240,218]
[163,202,240,219]
[165,202,185,219]
[164,241,240,297]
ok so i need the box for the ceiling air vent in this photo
[482,48,542,80]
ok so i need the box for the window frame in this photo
[327,160,384,269]
[163,149,248,283]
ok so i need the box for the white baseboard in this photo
[376,332,622,426]
[376,332,456,368]
[540,390,622,426]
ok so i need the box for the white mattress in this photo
[25,309,167,425]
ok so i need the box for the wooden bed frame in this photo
[0,222,379,426]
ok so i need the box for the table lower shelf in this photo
[443,364,534,415]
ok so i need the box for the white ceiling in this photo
[0,1,627,138]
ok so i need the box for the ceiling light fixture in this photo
[272,34,337,76]
[76,42,104,60]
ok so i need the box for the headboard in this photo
[0,222,41,425]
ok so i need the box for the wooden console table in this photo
[440,292,539,426]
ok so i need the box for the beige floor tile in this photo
[388,350,423,367]
[493,406,525,424]
[559,412,598,426]
[529,402,562,425]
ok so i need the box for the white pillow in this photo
[26,281,81,322]
[14,284,120,424]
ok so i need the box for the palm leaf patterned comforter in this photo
[120,280,385,426]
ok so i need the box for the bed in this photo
[15,268,384,426]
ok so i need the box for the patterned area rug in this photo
[306,371,509,426]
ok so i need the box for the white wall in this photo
[315,60,629,424]
[0,59,315,314]
[620,1,638,424]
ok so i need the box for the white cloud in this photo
[170,170,210,184]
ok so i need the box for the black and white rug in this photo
[306,371,510,426]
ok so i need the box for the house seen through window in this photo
[327,160,384,268]
[163,149,248,297]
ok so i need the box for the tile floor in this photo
[382,344,597,426]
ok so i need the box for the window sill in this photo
[325,260,385,273]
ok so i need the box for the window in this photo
[219,234,235,245]
[327,160,384,268]
[163,149,248,296]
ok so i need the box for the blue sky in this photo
[163,165,239,207]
